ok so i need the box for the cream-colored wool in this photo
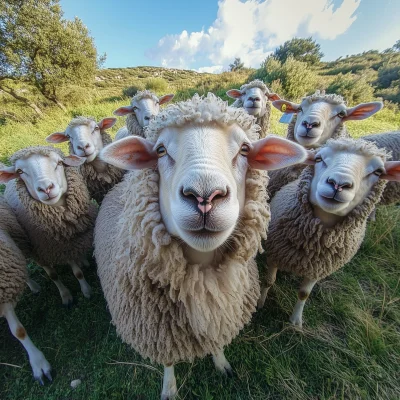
[267,165,386,280]
[95,94,270,365]
[0,196,28,309]
[67,120,124,204]
[5,147,97,266]
[231,80,273,139]
[363,131,400,205]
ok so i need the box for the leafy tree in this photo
[393,40,400,52]
[274,37,324,65]
[327,73,374,104]
[229,57,245,71]
[0,0,102,113]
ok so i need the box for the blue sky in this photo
[60,0,400,72]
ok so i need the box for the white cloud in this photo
[196,65,224,74]
[146,0,360,70]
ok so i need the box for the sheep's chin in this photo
[295,134,321,148]
[245,107,261,116]
[178,227,234,252]
[38,192,64,207]
[85,152,98,163]
[314,193,351,216]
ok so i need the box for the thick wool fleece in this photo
[363,131,400,205]
[95,93,270,365]
[267,166,386,280]
[5,161,97,266]
[267,115,350,200]
[115,116,144,140]
[70,131,124,204]
[0,196,29,308]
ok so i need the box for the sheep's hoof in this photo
[289,315,303,328]
[257,288,268,309]
[81,285,92,299]
[213,355,234,378]
[31,351,52,385]
[161,382,177,400]
[61,291,74,308]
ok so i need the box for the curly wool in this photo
[5,166,97,266]
[10,145,64,164]
[0,196,29,307]
[95,167,268,365]
[69,130,124,204]
[304,90,346,106]
[363,131,400,205]
[267,165,387,280]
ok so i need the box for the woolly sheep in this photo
[226,79,280,139]
[258,138,400,327]
[46,116,124,204]
[0,146,98,306]
[0,195,52,384]
[95,93,307,399]
[113,90,175,140]
[362,131,400,207]
[267,91,383,199]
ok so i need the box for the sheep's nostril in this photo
[84,143,90,149]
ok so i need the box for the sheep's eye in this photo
[57,160,63,167]
[156,145,167,157]
[94,126,100,131]
[337,110,346,118]
[315,155,323,163]
[374,168,384,176]
[297,106,303,113]
[240,144,250,156]
[16,168,23,174]
[156,101,159,105]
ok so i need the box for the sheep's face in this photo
[309,145,399,216]
[272,99,383,148]
[227,88,280,118]
[46,118,116,163]
[0,152,85,206]
[113,94,175,128]
[101,127,307,253]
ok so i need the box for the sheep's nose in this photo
[327,177,353,192]
[144,115,152,121]
[77,143,91,151]
[182,187,228,214]
[302,120,321,133]
[38,183,55,195]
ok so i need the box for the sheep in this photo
[113,90,175,140]
[0,146,98,306]
[95,93,307,399]
[267,91,383,199]
[0,195,52,384]
[46,116,124,204]
[362,131,400,208]
[257,138,400,327]
[226,79,280,139]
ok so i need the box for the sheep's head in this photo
[273,91,383,148]
[0,147,85,206]
[46,117,116,162]
[307,138,400,217]
[101,93,306,252]
[227,80,280,118]
[113,90,175,128]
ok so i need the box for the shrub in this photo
[122,81,146,98]
[144,77,169,94]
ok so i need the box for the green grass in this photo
[0,67,400,399]
[0,206,399,399]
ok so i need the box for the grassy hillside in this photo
[0,65,400,400]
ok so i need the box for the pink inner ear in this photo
[0,168,18,183]
[113,106,134,116]
[98,117,117,130]
[272,100,299,114]
[159,94,175,105]
[64,155,86,167]
[226,89,242,99]
[267,93,281,102]
[46,132,69,143]
[381,161,400,182]
[344,102,383,121]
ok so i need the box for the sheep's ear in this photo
[248,136,307,171]
[272,100,300,114]
[267,93,281,102]
[342,102,383,122]
[381,161,400,182]
[100,136,157,170]
[303,150,316,165]
[46,131,69,143]
[113,106,135,116]
[63,155,86,167]
[0,165,18,183]
[98,117,117,130]
[226,89,242,99]
[159,94,175,105]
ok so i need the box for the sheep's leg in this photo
[289,277,317,328]
[26,278,41,294]
[70,261,92,299]
[212,349,233,377]
[1,303,52,384]
[40,265,73,306]
[161,364,177,400]
[82,258,90,268]
[257,265,278,309]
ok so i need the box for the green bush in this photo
[327,73,375,104]
[122,81,146,98]
[144,77,169,94]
